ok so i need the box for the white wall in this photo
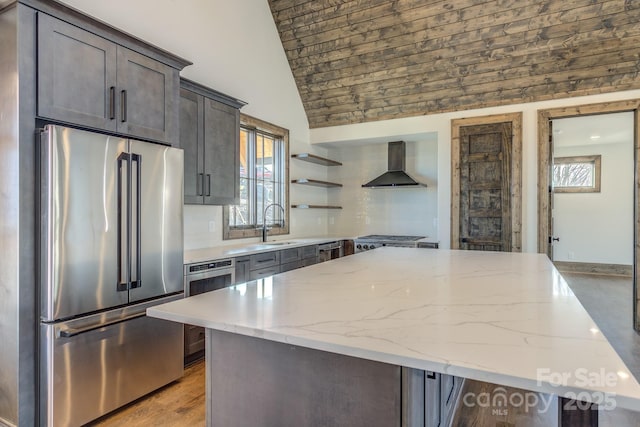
[553,142,634,264]
[328,139,438,238]
[58,0,329,250]
[315,89,640,252]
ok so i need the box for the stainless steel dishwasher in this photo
[183,259,235,361]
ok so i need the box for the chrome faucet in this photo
[262,203,286,242]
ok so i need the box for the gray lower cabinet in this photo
[249,265,280,280]
[281,259,305,272]
[37,13,181,144]
[425,371,463,427]
[280,247,302,264]
[233,244,319,284]
[249,250,280,271]
[179,78,245,205]
[234,256,250,284]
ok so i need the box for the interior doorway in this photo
[451,113,522,252]
[550,112,634,274]
[537,100,640,330]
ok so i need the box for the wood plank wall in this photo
[268,0,640,128]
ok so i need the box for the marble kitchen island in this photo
[149,248,640,426]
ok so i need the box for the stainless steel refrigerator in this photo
[39,125,184,427]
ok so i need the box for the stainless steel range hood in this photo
[362,141,426,188]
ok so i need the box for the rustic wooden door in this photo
[458,122,513,251]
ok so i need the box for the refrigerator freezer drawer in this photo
[40,307,183,427]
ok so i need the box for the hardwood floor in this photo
[87,360,205,426]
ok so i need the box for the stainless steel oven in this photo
[183,259,235,361]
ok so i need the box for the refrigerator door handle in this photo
[59,312,146,338]
[116,152,130,292]
[130,153,142,289]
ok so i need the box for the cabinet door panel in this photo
[117,47,178,144]
[249,251,280,270]
[234,258,250,285]
[180,88,204,204]
[203,98,240,205]
[280,247,302,264]
[38,13,117,131]
[249,265,280,280]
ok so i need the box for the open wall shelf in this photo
[292,205,342,209]
[291,153,342,208]
[291,153,342,166]
[291,179,342,188]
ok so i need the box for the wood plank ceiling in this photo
[267,0,640,129]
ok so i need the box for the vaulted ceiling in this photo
[267,0,640,128]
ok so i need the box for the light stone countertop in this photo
[183,236,351,264]
[150,248,640,411]
[184,235,440,264]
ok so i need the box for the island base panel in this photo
[206,330,402,427]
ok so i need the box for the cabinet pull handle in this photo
[109,86,115,120]
[121,89,127,123]
[197,173,204,196]
[206,174,211,196]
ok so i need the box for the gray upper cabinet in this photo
[180,88,204,204]
[37,13,184,145]
[203,99,240,205]
[38,13,117,132]
[116,47,178,143]
[179,78,246,205]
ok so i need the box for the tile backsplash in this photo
[327,140,438,239]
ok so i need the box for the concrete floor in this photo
[561,272,640,426]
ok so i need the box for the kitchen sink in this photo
[262,241,294,246]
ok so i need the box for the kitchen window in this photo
[223,114,289,239]
[552,155,601,193]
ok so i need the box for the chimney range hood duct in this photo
[362,141,426,188]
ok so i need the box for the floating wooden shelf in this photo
[291,179,342,188]
[291,153,342,166]
[292,205,342,209]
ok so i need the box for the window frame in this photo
[223,114,289,240]
[552,154,601,193]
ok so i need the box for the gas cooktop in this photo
[354,235,427,252]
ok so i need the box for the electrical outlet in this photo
[329,216,335,225]
[317,217,322,225]
[365,216,371,225]
[208,221,216,232]
[568,251,575,260]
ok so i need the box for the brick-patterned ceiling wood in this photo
[268,0,640,128]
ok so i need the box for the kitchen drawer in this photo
[301,245,318,259]
[281,259,305,273]
[280,247,302,264]
[249,265,280,280]
[302,257,318,267]
[417,242,439,249]
[249,251,280,270]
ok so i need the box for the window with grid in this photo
[224,115,288,239]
